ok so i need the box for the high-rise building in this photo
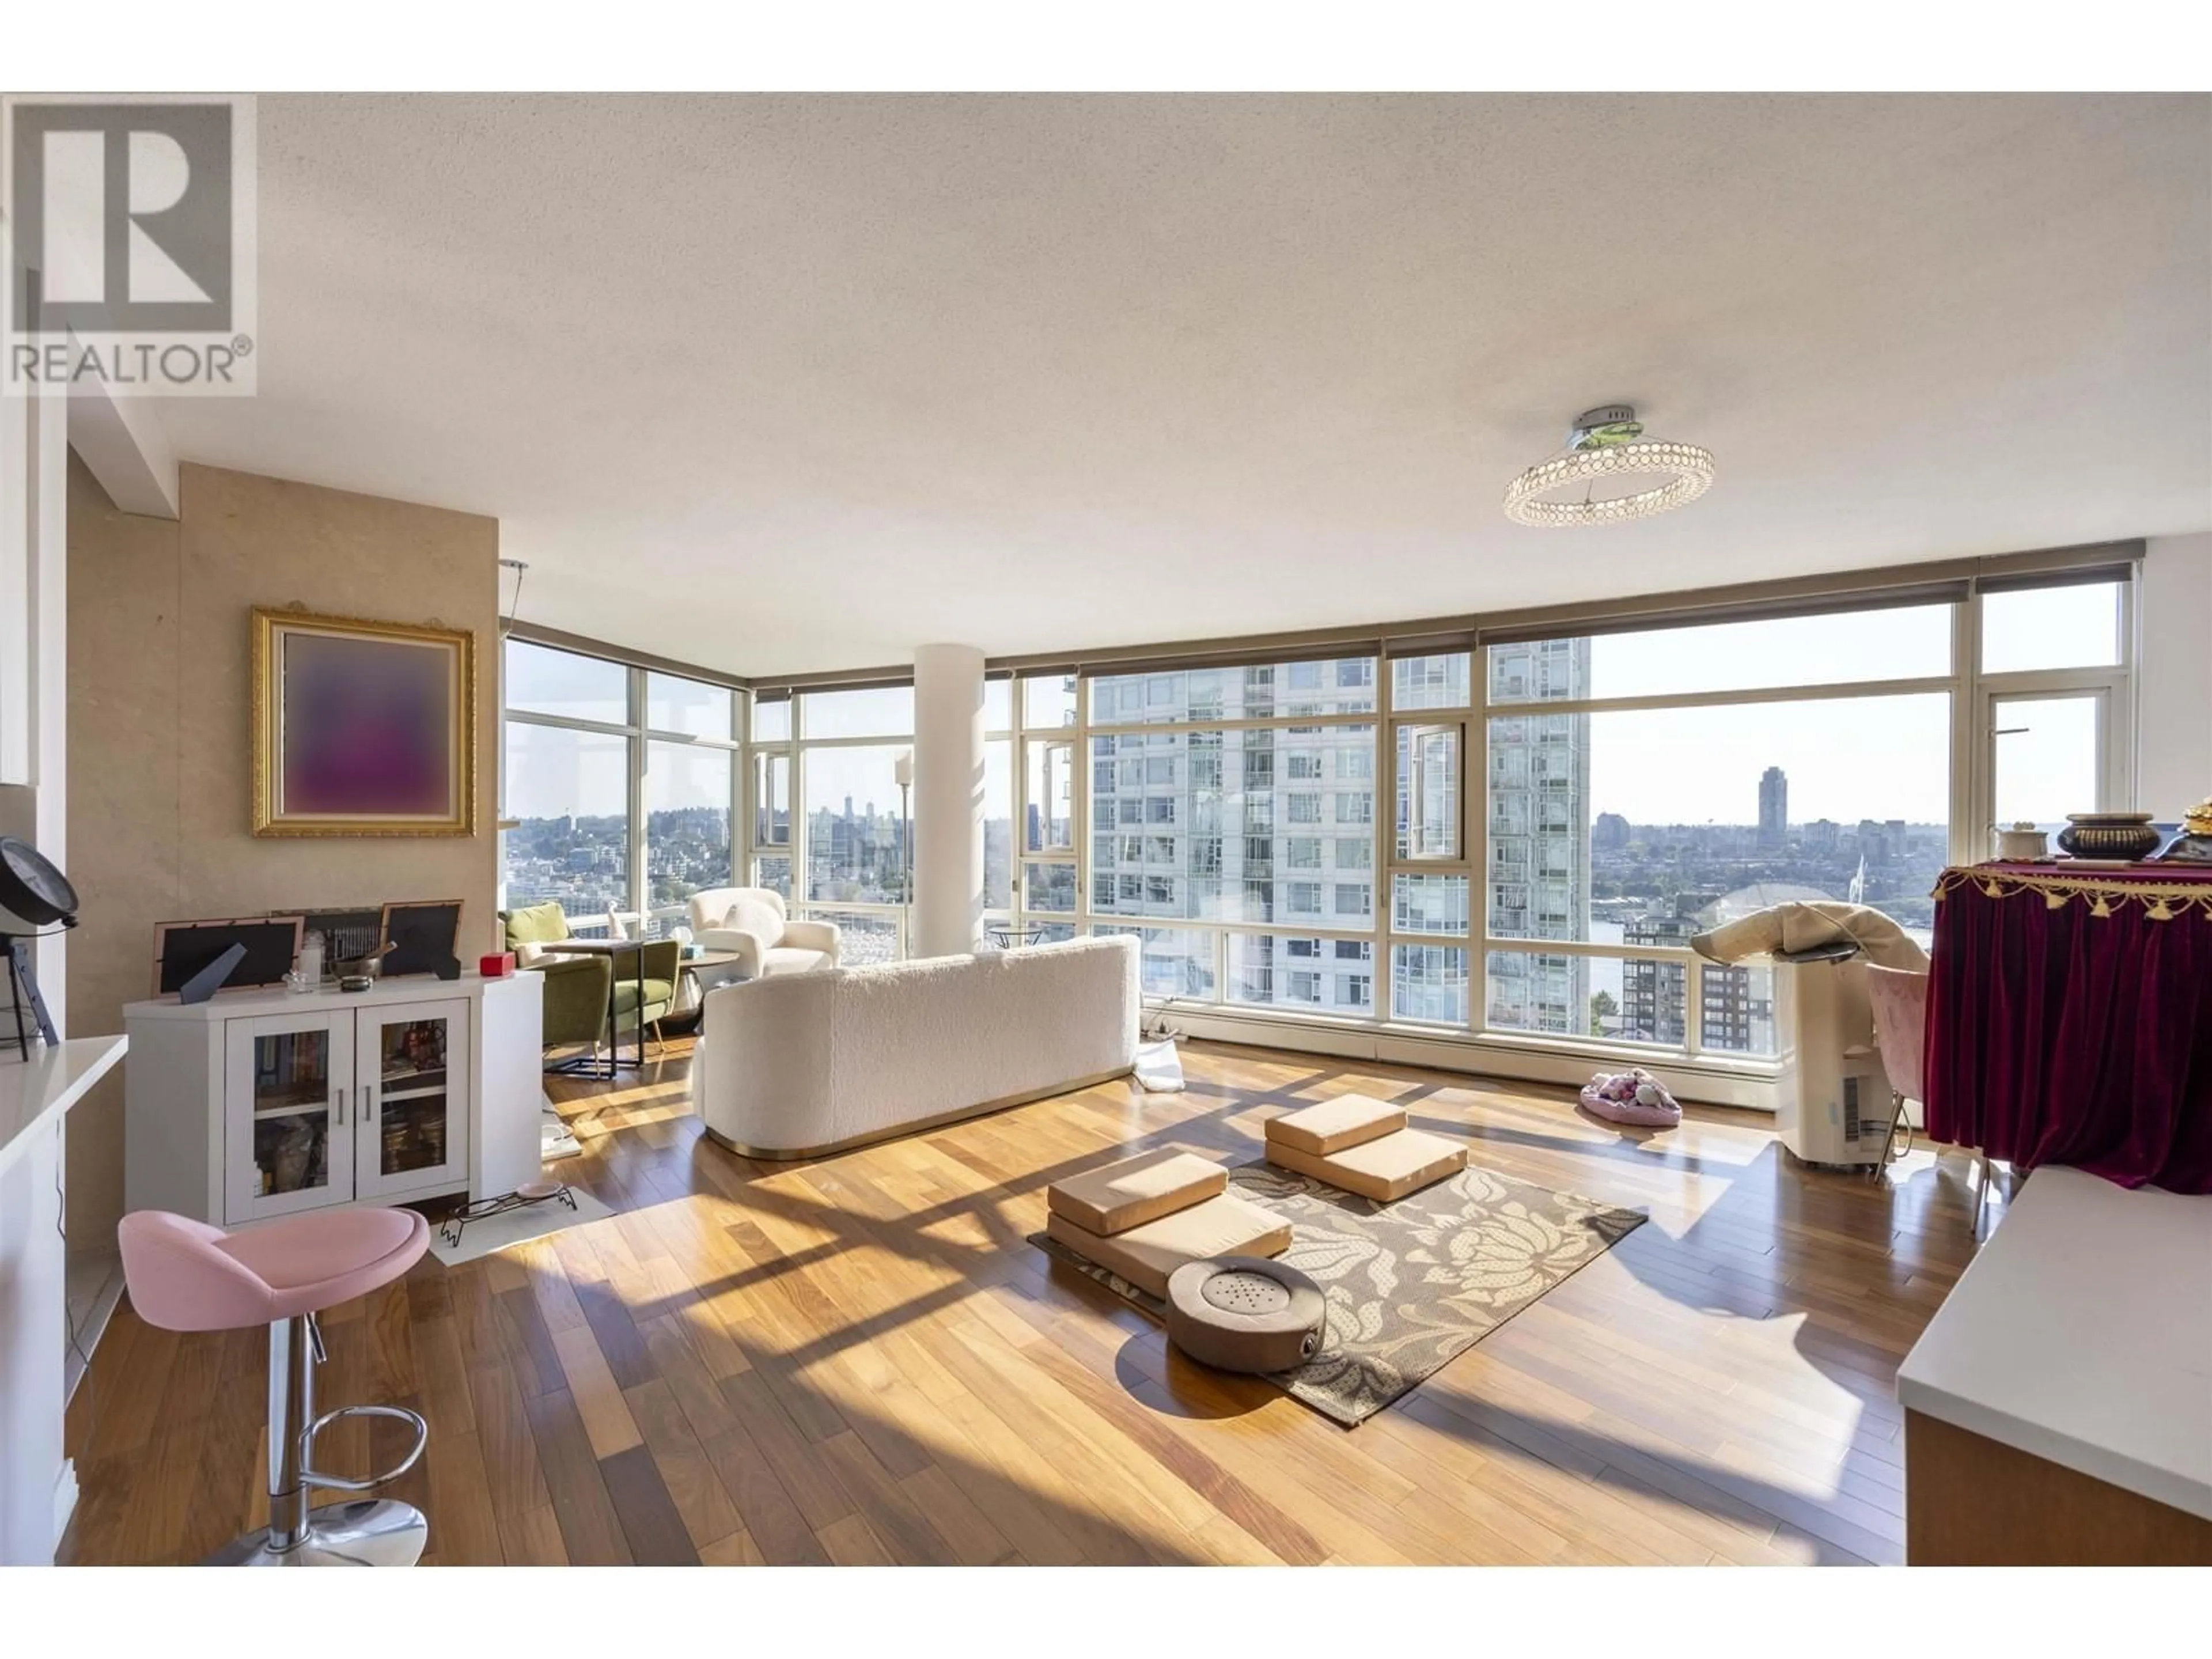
[1483,638,1590,1034]
[1758,766,1788,847]
[1089,660,1378,1010]
[1624,893,1772,1053]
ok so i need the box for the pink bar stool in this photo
[119,1206,433,1566]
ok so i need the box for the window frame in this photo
[499,640,741,938]
[503,567,2138,1075]
[1047,577,2137,1070]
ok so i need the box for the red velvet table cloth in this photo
[1924,862,2212,1193]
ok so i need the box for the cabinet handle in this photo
[334,1086,345,1126]
[366,1084,376,1120]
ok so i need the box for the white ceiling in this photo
[157,93,2211,677]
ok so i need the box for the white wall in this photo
[0,346,73,1565]
[2138,533,2212,818]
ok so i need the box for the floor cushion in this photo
[1266,1093,1407,1156]
[1165,1255,1327,1374]
[1047,1149,1226,1236]
[1267,1127,1467,1203]
[1044,1192,1291,1299]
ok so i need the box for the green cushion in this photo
[503,902,571,947]
[612,978,676,1015]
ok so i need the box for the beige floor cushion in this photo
[1045,1192,1291,1300]
[1265,1093,1407,1157]
[1047,1149,1226,1237]
[1268,1127,1468,1203]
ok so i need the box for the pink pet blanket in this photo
[1580,1067,1682,1128]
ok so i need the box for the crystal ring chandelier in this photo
[1503,404,1715,527]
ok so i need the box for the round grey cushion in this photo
[1165,1255,1326,1374]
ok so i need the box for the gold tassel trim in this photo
[1933,865,2212,921]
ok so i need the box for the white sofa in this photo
[694,934,1140,1158]
[686,886,841,979]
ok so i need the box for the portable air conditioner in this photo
[1771,951,1889,1167]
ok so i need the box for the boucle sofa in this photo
[694,934,1140,1158]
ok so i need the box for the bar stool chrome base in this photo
[209,1498,429,1567]
[207,1311,431,1568]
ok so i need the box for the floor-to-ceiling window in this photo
[744,677,1031,963]
[1053,571,2133,1071]
[501,639,741,937]
[501,566,2131,1075]
[1085,657,1379,1009]
[1476,604,1958,1058]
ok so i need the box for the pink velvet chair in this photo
[119,1206,432,1566]
[1865,964,1926,1169]
[1865,961,2000,1229]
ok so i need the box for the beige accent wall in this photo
[65,457,499,1255]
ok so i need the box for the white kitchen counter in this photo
[1896,1165,2212,1522]
[1,1033,126,1564]
[0,1035,127,1181]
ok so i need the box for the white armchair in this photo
[685,887,840,979]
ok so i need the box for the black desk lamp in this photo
[0,835,77,1059]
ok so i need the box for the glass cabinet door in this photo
[357,999,471,1199]
[225,1012,355,1222]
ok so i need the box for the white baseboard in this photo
[1161,1003,1781,1112]
[52,1459,77,1554]
[63,1252,124,1404]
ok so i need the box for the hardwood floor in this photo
[61,1037,1999,1566]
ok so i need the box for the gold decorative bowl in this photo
[2055,813,2161,861]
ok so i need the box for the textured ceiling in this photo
[156,93,2212,676]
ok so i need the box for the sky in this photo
[1581,585,2118,826]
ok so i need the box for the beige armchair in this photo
[685,887,840,979]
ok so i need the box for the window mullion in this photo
[1470,660,1490,1038]
[626,665,646,928]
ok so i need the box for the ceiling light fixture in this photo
[1503,404,1715,528]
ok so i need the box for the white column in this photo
[911,644,986,959]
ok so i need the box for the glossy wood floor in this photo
[62,1037,2002,1566]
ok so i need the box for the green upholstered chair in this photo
[499,902,680,1060]
[502,903,610,1058]
[611,944,681,1039]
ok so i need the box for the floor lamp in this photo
[895,750,914,957]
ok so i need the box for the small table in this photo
[539,938,653,1075]
[987,923,1051,950]
[676,949,747,1022]
[1925,861,2212,1192]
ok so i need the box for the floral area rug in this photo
[1031,1160,1645,1426]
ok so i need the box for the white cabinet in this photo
[126,972,541,1229]
[224,1009,356,1221]
[219,999,472,1224]
[355,998,471,1203]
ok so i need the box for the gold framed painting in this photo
[252,608,476,836]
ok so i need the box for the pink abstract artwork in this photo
[279,631,454,817]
